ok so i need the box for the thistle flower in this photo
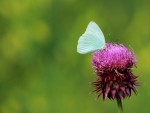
[77,21,141,113]
[92,43,140,100]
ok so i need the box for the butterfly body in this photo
[77,21,106,54]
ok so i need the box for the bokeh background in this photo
[0,0,149,113]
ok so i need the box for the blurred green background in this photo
[0,0,149,113]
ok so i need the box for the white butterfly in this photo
[77,21,106,54]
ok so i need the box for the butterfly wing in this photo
[77,21,106,54]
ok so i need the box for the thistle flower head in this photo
[92,43,140,100]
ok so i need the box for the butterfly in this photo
[77,21,106,54]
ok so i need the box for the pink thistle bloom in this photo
[92,43,140,100]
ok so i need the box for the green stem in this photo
[117,99,123,113]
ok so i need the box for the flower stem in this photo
[117,99,123,113]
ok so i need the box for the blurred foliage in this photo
[0,0,150,113]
